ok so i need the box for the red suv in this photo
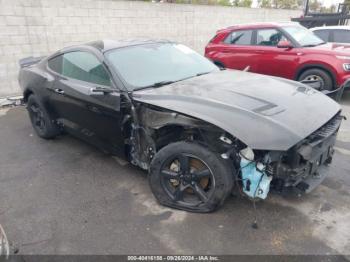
[205,23,350,90]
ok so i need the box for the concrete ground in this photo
[0,93,350,256]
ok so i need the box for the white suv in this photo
[311,26,350,44]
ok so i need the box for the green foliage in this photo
[232,0,252,7]
[257,0,303,9]
[239,0,252,7]
[141,0,334,10]
[173,0,229,4]
[308,0,322,11]
[217,0,232,6]
[259,0,272,8]
[274,0,302,9]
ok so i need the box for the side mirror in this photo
[277,40,293,49]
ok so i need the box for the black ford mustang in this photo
[18,39,342,212]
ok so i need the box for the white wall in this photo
[0,0,301,97]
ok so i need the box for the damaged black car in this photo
[18,39,343,212]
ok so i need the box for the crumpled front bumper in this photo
[295,165,330,193]
[270,113,342,194]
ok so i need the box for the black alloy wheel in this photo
[27,95,60,139]
[160,153,214,207]
[149,141,234,212]
[29,103,46,133]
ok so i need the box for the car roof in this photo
[49,39,175,60]
[217,22,299,33]
[83,39,174,52]
[311,25,350,31]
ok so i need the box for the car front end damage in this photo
[235,111,343,199]
[127,98,342,200]
[130,70,343,205]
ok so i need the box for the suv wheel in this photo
[27,94,60,139]
[298,68,333,91]
[149,142,234,212]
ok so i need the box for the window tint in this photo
[48,55,63,74]
[224,30,252,45]
[256,29,286,46]
[62,51,111,86]
[313,30,330,42]
[333,30,350,43]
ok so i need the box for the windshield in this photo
[283,25,325,47]
[105,43,218,90]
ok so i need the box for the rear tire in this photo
[149,141,234,213]
[27,94,60,139]
[298,68,333,91]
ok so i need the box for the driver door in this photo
[254,28,299,80]
[47,51,124,155]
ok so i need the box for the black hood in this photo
[132,70,340,150]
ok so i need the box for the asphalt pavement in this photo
[0,92,350,256]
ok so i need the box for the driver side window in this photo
[48,51,111,86]
[62,51,111,86]
[256,29,287,46]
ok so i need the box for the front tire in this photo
[149,142,234,213]
[298,68,333,91]
[27,94,60,139]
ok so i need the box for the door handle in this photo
[89,86,113,95]
[255,50,265,53]
[54,88,65,95]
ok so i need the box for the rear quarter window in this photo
[48,55,63,74]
